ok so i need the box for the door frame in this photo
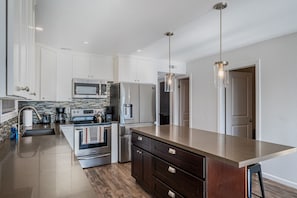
[217,59,262,140]
[178,77,190,127]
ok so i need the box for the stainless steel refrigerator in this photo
[110,82,156,162]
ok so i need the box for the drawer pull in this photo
[168,166,176,174]
[168,148,176,155]
[137,136,143,141]
[168,190,175,198]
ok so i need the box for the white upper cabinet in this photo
[6,0,36,99]
[73,54,90,79]
[56,52,73,101]
[115,56,157,84]
[156,59,187,75]
[90,55,114,80]
[73,53,113,80]
[40,46,57,101]
[0,0,6,97]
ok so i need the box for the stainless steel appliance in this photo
[71,108,111,168]
[72,78,107,99]
[110,83,156,162]
[55,107,67,123]
[74,124,111,168]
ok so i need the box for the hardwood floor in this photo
[84,163,150,198]
[85,163,297,198]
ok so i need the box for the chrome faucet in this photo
[17,106,42,136]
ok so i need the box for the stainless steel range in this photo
[71,109,111,168]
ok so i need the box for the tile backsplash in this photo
[0,117,17,144]
[19,98,110,123]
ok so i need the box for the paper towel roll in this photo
[23,110,33,127]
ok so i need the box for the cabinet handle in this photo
[137,136,143,141]
[168,190,175,198]
[17,86,30,92]
[168,148,176,155]
[137,150,142,154]
[29,92,36,96]
[168,166,176,174]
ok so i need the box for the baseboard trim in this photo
[263,172,297,190]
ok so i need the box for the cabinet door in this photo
[117,57,138,82]
[40,47,57,101]
[73,54,90,79]
[90,55,113,80]
[56,52,73,101]
[142,151,153,192]
[7,0,35,98]
[136,59,156,84]
[0,0,6,97]
[7,0,27,97]
[131,145,142,181]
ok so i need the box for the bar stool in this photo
[247,163,265,198]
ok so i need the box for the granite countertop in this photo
[131,125,296,168]
[0,124,97,198]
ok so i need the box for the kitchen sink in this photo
[22,128,55,137]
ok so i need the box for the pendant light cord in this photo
[220,7,222,62]
[169,34,171,74]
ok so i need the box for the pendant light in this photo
[213,2,229,87]
[164,32,175,92]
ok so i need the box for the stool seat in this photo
[247,163,265,198]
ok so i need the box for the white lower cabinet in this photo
[60,125,74,150]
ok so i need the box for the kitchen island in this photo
[131,125,296,198]
[0,124,96,198]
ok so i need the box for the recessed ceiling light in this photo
[83,41,89,45]
[35,26,44,31]
[137,49,142,53]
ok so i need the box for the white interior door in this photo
[226,71,253,138]
[179,78,189,127]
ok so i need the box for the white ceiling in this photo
[35,0,297,62]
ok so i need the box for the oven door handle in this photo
[77,153,111,160]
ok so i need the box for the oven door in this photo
[74,125,111,157]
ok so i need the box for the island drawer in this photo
[151,139,206,179]
[153,157,205,198]
[153,177,183,198]
[132,132,151,152]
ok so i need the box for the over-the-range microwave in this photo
[72,78,107,99]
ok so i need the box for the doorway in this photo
[179,78,189,127]
[225,66,256,139]
[159,82,170,125]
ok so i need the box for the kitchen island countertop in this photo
[132,125,296,168]
[0,124,97,198]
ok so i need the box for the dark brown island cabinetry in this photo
[132,132,206,197]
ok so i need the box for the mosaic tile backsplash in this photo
[0,117,17,144]
[19,98,110,123]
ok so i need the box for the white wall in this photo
[187,32,297,188]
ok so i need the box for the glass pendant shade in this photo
[164,73,175,92]
[213,2,229,88]
[164,32,175,92]
[213,61,229,87]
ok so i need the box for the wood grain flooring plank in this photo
[85,163,297,198]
